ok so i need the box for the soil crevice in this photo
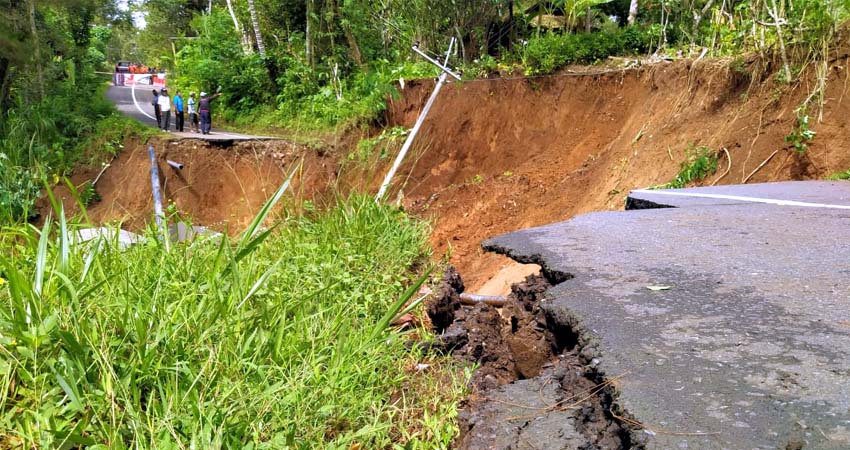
[426,266,641,449]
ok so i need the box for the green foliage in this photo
[523,26,657,75]
[271,59,437,129]
[785,109,816,153]
[0,195,466,448]
[655,145,718,189]
[351,126,410,161]
[0,88,142,221]
[174,10,276,115]
[826,169,850,181]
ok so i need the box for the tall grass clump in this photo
[0,195,465,448]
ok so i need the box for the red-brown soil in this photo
[384,59,850,288]
[48,137,338,233]
[48,57,850,288]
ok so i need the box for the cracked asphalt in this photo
[484,181,850,449]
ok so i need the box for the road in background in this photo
[106,85,274,142]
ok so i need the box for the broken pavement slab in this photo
[483,182,850,449]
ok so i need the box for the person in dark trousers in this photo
[158,88,172,132]
[198,91,222,135]
[173,90,185,132]
[187,92,199,133]
[151,90,161,127]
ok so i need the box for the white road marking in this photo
[130,75,156,121]
[631,189,850,210]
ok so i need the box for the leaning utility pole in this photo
[375,38,461,203]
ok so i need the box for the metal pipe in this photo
[459,293,508,307]
[166,160,184,170]
[376,37,456,203]
[148,146,169,250]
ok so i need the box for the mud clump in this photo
[426,269,636,449]
[427,266,464,332]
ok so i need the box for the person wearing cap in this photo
[151,89,161,127]
[158,88,172,132]
[173,90,185,132]
[198,91,222,135]
[187,92,199,133]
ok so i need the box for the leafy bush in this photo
[271,59,437,129]
[523,26,657,75]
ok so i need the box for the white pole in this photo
[375,38,456,203]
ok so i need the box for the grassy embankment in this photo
[0,192,466,448]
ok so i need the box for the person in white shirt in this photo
[158,88,172,132]
[187,92,199,133]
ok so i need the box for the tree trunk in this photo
[767,0,791,81]
[0,58,11,116]
[306,0,314,68]
[692,0,716,44]
[585,6,592,32]
[508,1,515,45]
[247,0,266,58]
[28,0,44,101]
[628,0,639,25]
[331,0,363,66]
[225,0,252,54]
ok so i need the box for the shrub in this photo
[523,26,656,75]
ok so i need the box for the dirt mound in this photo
[425,270,635,449]
[384,59,850,288]
[46,137,339,232]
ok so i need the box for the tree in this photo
[247,0,265,57]
[627,0,638,25]
[225,0,252,54]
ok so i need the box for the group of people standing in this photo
[151,88,221,135]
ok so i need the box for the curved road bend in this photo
[106,84,273,142]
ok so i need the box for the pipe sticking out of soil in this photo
[166,160,184,170]
[459,293,507,307]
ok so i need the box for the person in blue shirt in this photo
[173,90,185,132]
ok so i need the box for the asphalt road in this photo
[484,181,850,449]
[106,84,273,141]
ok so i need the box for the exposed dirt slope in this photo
[384,59,850,287]
[49,137,338,233]
[49,58,850,286]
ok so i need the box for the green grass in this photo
[827,169,850,180]
[0,195,466,449]
[653,145,719,189]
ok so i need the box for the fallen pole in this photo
[375,37,456,203]
[166,159,184,170]
[459,293,508,307]
[148,146,169,249]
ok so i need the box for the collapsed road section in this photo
[478,181,850,449]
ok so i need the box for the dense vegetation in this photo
[130,0,848,130]
[0,0,148,221]
[0,195,465,448]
